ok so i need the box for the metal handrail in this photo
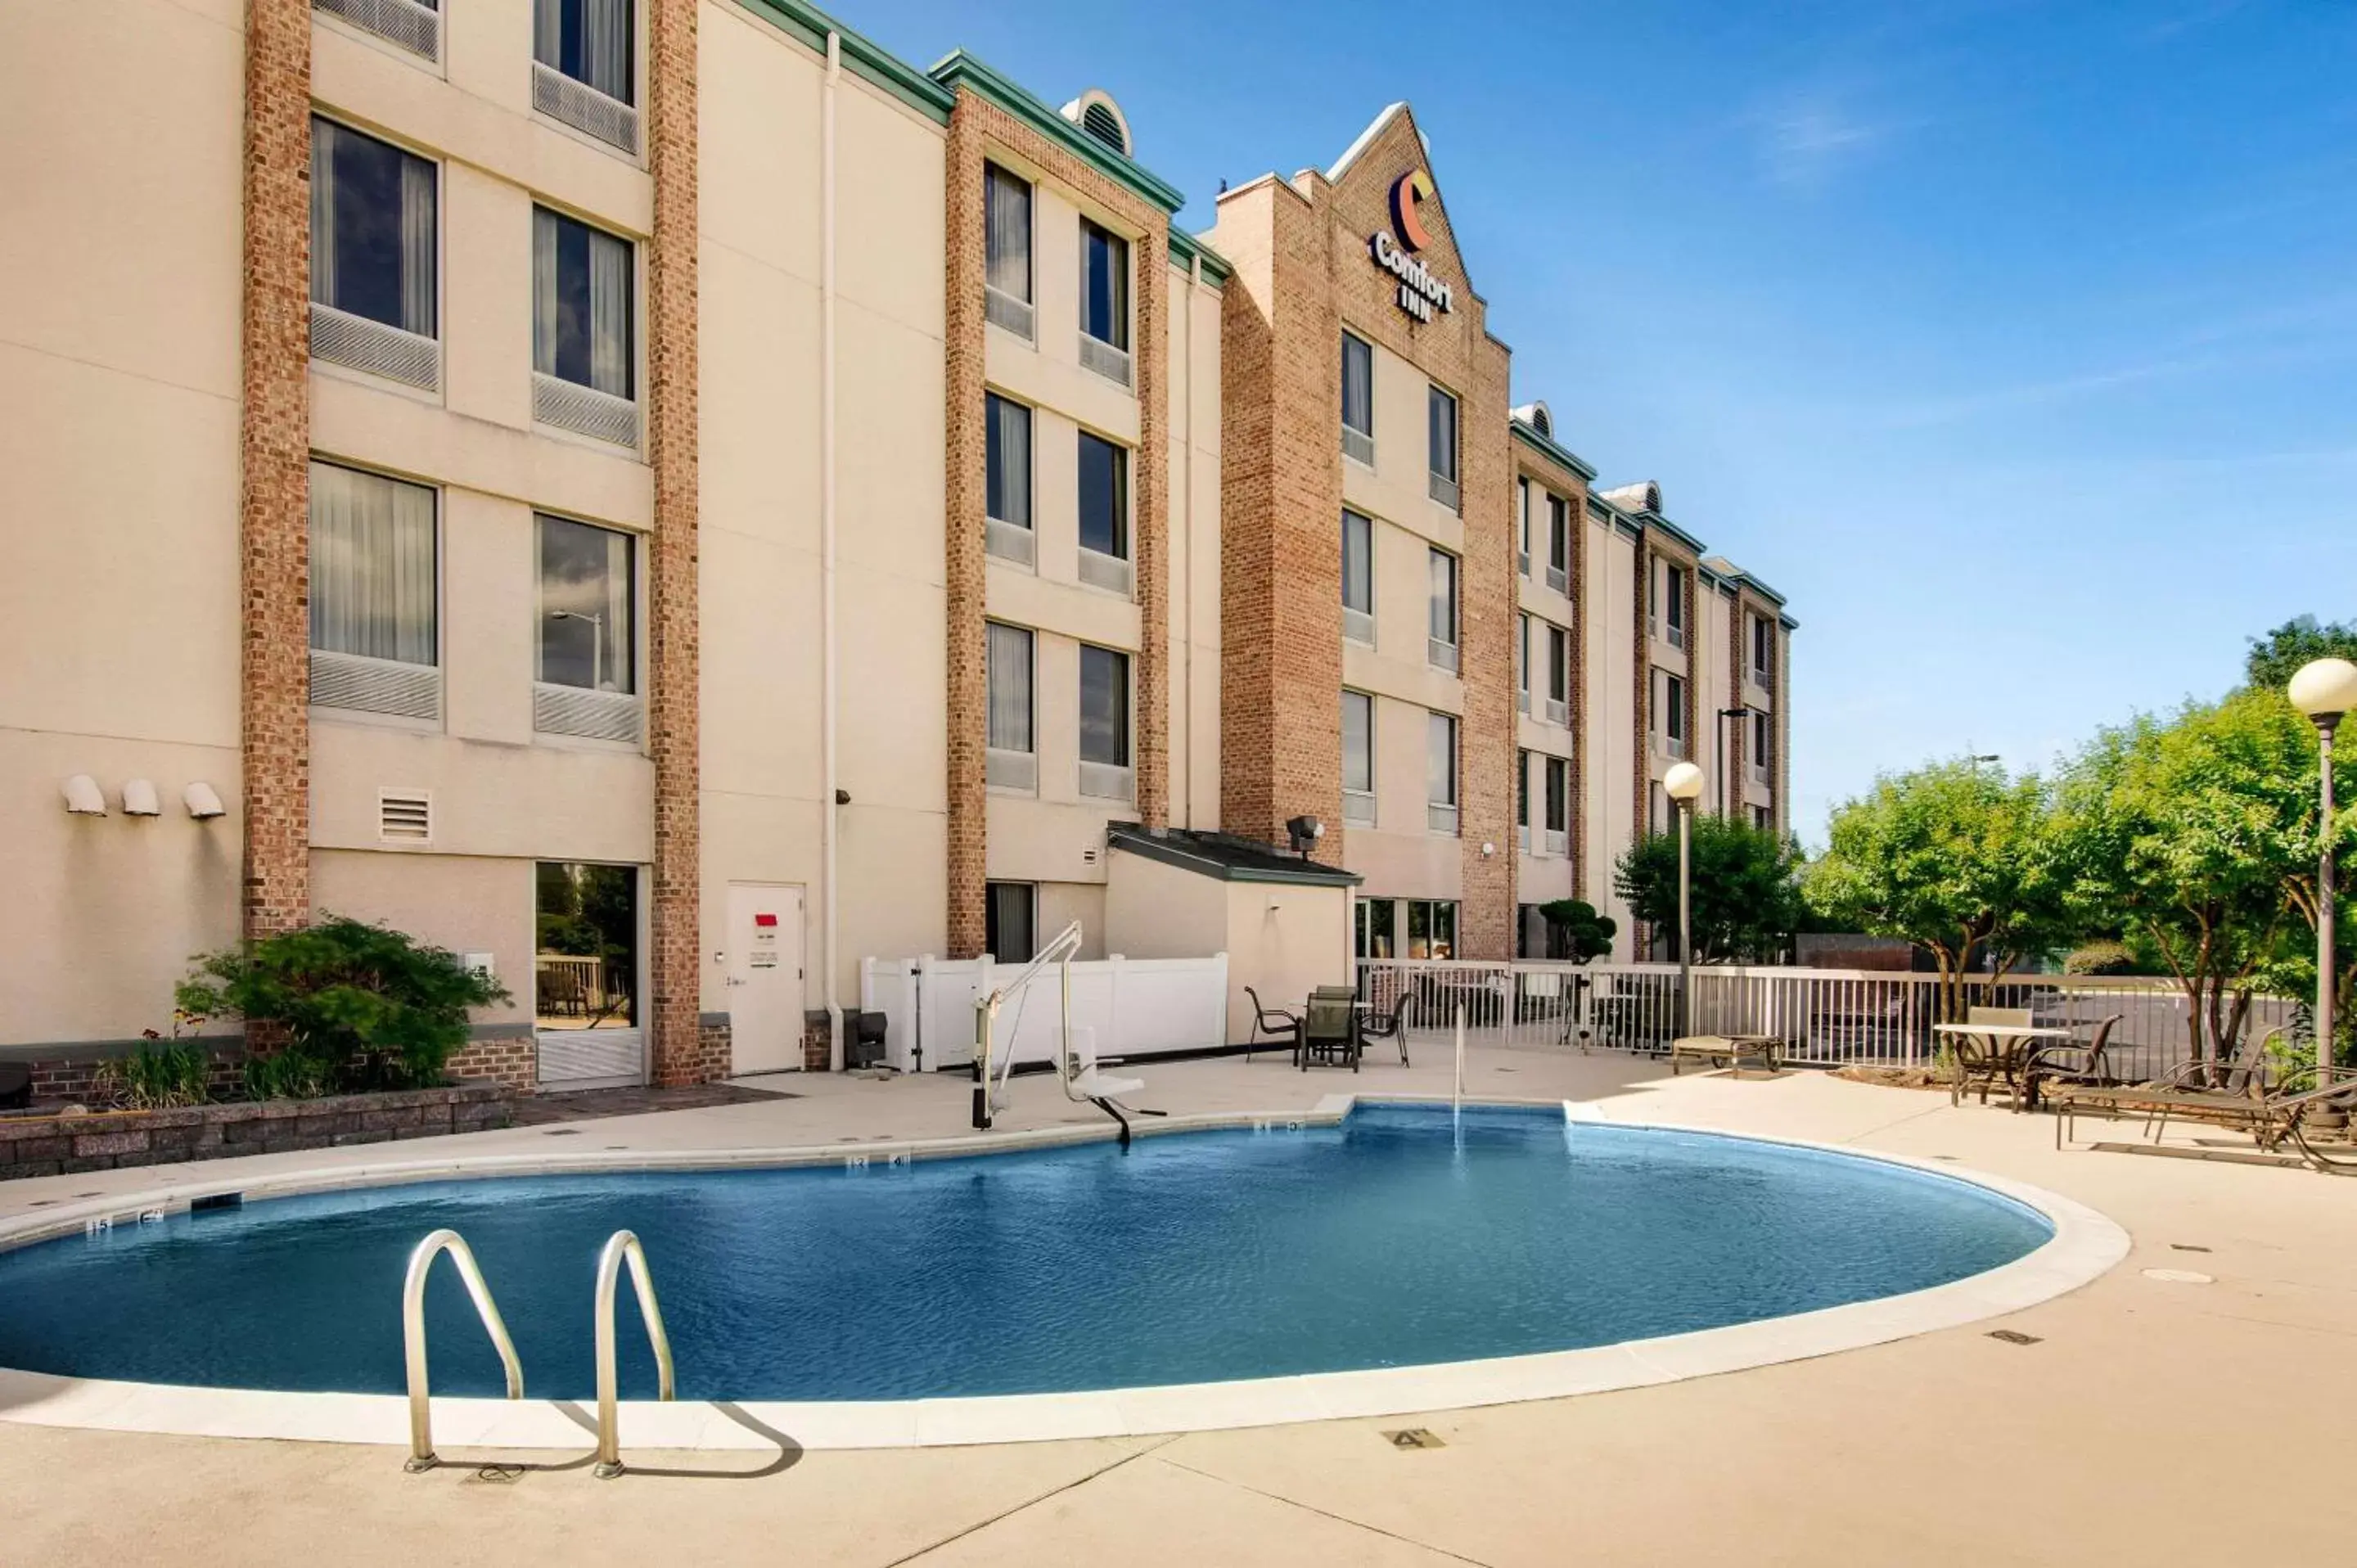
[593,1229,676,1479]
[402,1228,524,1472]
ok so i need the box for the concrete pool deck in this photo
[5,1048,2354,1566]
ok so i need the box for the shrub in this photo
[2062,940,2138,976]
[177,917,510,1096]
[92,1039,213,1110]
[1535,899,1616,963]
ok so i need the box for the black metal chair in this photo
[1245,987,1301,1064]
[1299,989,1360,1072]
[1357,990,1414,1067]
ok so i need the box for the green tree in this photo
[2053,692,2350,1071]
[1803,759,2069,1021]
[1535,899,1617,963]
[2242,615,2357,695]
[177,917,511,1093]
[1616,816,1803,964]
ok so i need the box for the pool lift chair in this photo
[972,920,1163,1146]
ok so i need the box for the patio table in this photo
[1932,1022,2075,1111]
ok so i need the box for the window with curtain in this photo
[1341,332,1373,444]
[1517,750,1530,828]
[1427,385,1458,481]
[1549,493,1570,574]
[1545,756,1568,833]
[985,393,1031,529]
[309,462,436,665]
[985,164,1032,305]
[1428,548,1458,651]
[1341,510,1372,625]
[986,623,1034,754]
[1753,709,1773,766]
[1080,219,1129,349]
[1547,624,1569,705]
[1752,615,1773,681]
[985,882,1036,964]
[535,0,634,103]
[310,118,435,338]
[1664,673,1688,741]
[1341,690,1373,795]
[1517,480,1532,570]
[1078,432,1128,559]
[1426,712,1456,807]
[534,207,634,399]
[537,516,633,693]
[1664,562,1686,631]
[1079,646,1130,767]
[1516,614,1530,702]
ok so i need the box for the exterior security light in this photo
[121,779,161,817]
[62,775,106,815]
[2289,658,2357,724]
[183,782,227,819]
[1663,761,1706,802]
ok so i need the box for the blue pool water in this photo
[0,1106,2050,1401]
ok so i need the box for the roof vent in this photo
[378,789,432,844]
[1512,400,1554,439]
[1061,89,1131,157]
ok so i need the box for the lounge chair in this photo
[1357,989,1413,1067]
[2022,1014,2123,1108]
[2046,1030,2357,1169]
[1244,987,1300,1064]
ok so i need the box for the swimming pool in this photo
[0,1105,2057,1406]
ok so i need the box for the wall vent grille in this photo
[377,789,433,844]
[532,61,639,155]
[534,683,642,746]
[533,372,641,449]
[311,304,439,391]
[311,649,441,721]
[314,0,439,61]
[985,287,1034,340]
[1078,334,1133,389]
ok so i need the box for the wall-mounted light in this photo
[61,775,106,815]
[1480,840,1496,857]
[183,782,226,820]
[122,779,161,817]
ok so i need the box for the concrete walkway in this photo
[5,1048,2353,1566]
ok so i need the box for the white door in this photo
[727,883,805,1075]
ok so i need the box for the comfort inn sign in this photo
[1370,169,1453,322]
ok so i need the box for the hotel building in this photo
[0,0,1794,1093]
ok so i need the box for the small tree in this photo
[1616,816,1803,964]
[1535,899,1617,963]
[1804,759,2069,1021]
[2242,615,2357,695]
[177,917,511,1094]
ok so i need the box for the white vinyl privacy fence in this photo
[860,953,1229,1074]
[1354,961,2296,1082]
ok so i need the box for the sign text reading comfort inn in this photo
[1371,169,1453,322]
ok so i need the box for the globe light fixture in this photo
[2289,658,2357,1085]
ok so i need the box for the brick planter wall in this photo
[0,1083,512,1182]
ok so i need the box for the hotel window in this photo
[533,207,638,448]
[1652,559,1686,649]
[1426,711,1458,835]
[534,0,639,155]
[1751,709,1774,786]
[1650,781,1670,836]
[309,119,438,390]
[1341,331,1375,466]
[1516,748,1530,850]
[1356,897,1396,961]
[534,862,640,1034]
[1407,899,1457,960]
[1543,755,1569,856]
[1517,480,1533,576]
[1753,804,1775,833]
[1341,509,1374,645]
[315,0,440,63]
[309,462,439,722]
[1654,669,1688,759]
[1515,614,1531,713]
[1078,644,1132,800]
[1547,493,1571,593]
[985,623,1036,791]
[1544,623,1570,725]
[1427,385,1460,511]
[1427,547,1458,674]
[1751,614,1774,685]
[984,164,1034,338]
[535,516,642,745]
[1341,690,1376,826]
[985,881,1037,964]
[984,393,1034,566]
[1079,218,1132,386]
[1076,431,1131,596]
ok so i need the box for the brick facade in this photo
[239,0,313,942]
[1512,440,1593,911]
[942,89,1174,956]
[646,0,704,1085]
[444,1030,537,1093]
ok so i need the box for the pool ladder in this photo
[401,1228,675,1479]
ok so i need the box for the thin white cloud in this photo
[1755,97,1890,188]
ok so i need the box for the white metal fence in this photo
[1353,961,2296,1081]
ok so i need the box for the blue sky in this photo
[848,0,2357,843]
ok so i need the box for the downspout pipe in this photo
[822,31,843,1070]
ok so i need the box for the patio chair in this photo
[1949,1007,2033,1109]
[2048,1029,2287,1147]
[1357,989,1414,1067]
[2023,1014,2123,1107]
[1244,987,1300,1064]
[1299,989,1359,1073]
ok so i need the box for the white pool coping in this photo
[0,1095,2129,1453]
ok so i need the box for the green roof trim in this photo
[1106,824,1363,887]
[929,51,1189,215]
[1168,228,1233,286]
[1510,417,1598,482]
[1642,512,1710,557]
[735,0,955,124]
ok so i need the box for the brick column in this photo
[942,97,988,960]
[1727,596,1748,819]
[1455,358,1514,961]
[1131,233,1171,831]
[646,0,707,1084]
[239,0,312,942]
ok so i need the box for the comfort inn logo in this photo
[1371,169,1453,322]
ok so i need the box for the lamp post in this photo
[549,609,606,692]
[2289,658,2357,1088]
[1664,761,1706,1039]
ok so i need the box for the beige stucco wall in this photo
[1102,848,1227,961]
[696,1,950,1019]
[0,0,246,1043]
[1166,263,1224,831]
[1223,881,1352,1045]
[1586,517,1639,955]
[311,849,535,1028]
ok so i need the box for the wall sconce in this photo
[183,782,226,819]
[61,775,106,815]
[1480,840,1496,857]
[122,779,161,817]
